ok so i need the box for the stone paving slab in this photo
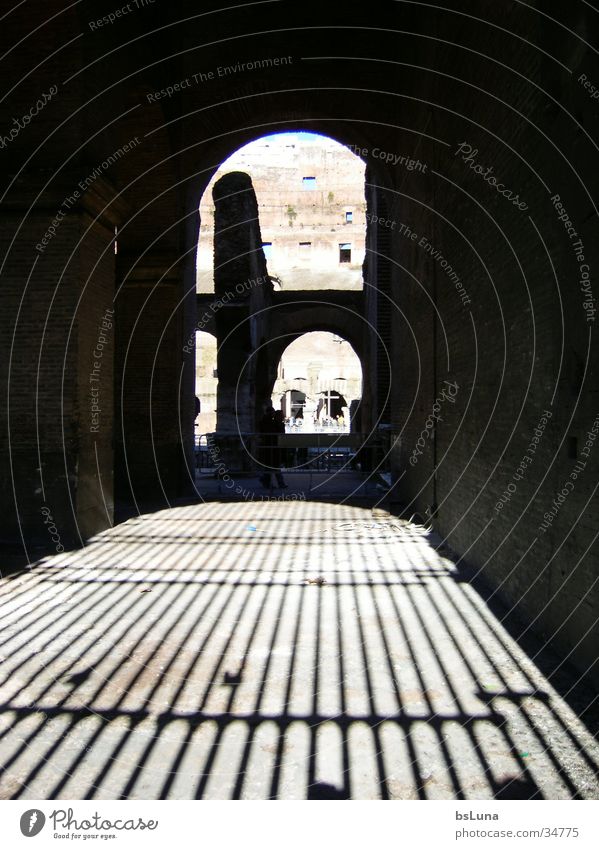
[0,501,597,799]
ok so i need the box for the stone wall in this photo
[198,134,366,291]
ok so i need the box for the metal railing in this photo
[194,431,391,475]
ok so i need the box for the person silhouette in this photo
[258,405,276,489]
[272,409,287,488]
[257,406,287,489]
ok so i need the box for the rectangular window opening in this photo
[568,435,578,459]
[299,241,312,261]
[345,211,353,223]
[339,243,352,263]
[302,176,316,190]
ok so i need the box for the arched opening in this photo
[6,1,599,805]
[280,389,307,421]
[193,127,373,444]
[194,331,218,437]
[316,390,347,424]
[196,131,366,293]
[271,331,362,433]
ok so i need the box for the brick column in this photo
[114,254,194,508]
[0,174,121,558]
[212,171,271,434]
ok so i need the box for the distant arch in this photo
[270,331,362,433]
[196,130,366,293]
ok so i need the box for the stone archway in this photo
[254,296,370,434]
[271,331,362,432]
[194,132,378,439]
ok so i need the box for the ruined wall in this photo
[212,172,270,433]
[2,0,597,693]
[0,6,122,553]
[392,0,599,686]
[198,134,366,291]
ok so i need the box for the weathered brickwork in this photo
[0,1,597,689]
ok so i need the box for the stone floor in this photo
[193,468,387,501]
[0,499,598,800]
